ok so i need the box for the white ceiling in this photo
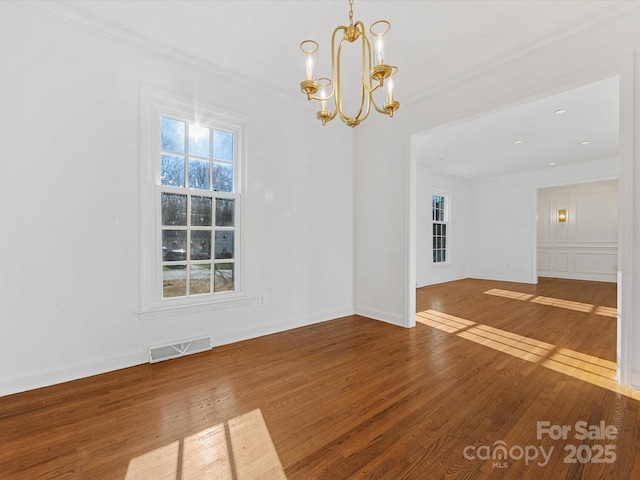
[416,76,619,179]
[42,0,633,178]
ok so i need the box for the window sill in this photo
[432,262,452,268]
[139,295,256,321]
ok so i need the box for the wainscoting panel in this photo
[556,252,569,272]
[538,251,551,272]
[538,247,617,282]
[574,252,618,276]
[538,180,618,283]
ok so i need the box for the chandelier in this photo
[298,0,399,127]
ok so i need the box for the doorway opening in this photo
[411,75,623,383]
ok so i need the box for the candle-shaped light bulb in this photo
[370,21,391,67]
[300,40,319,82]
[375,36,385,65]
[306,56,314,81]
[317,78,332,111]
[387,77,394,103]
[319,84,327,110]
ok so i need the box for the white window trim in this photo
[139,85,253,320]
[432,191,450,265]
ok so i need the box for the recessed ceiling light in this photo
[548,162,557,166]
[514,140,523,144]
[554,109,567,115]
[581,141,590,145]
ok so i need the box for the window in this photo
[159,118,237,298]
[432,194,448,263]
[140,86,250,317]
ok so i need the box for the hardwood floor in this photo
[1,278,638,479]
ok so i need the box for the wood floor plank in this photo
[1,278,637,479]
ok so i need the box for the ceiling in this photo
[415,76,619,179]
[43,0,633,178]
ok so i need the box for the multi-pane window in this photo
[432,194,447,263]
[159,116,238,299]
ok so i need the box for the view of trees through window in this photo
[432,194,447,263]
[159,116,237,298]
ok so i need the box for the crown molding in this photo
[12,0,640,115]
[406,2,640,105]
[11,0,302,106]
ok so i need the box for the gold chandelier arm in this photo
[330,25,345,120]
[356,21,371,120]
[353,90,372,124]
[369,93,388,115]
[299,1,398,127]
[306,92,333,102]
[334,21,371,126]
[334,33,345,115]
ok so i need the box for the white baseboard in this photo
[469,273,537,284]
[355,306,406,327]
[0,351,147,398]
[0,307,355,398]
[417,274,469,288]
[538,273,617,283]
[211,307,355,348]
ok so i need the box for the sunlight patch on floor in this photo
[483,288,617,317]
[484,289,534,301]
[125,408,286,480]
[416,309,639,401]
[530,295,594,313]
[125,441,180,480]
[594,305,618,318]
[458,324,555,363]
[416,309,475,333]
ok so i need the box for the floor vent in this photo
[149,336,212,363]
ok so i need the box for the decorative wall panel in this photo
[537,180,617,282]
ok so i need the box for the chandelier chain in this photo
[348,0,354,26]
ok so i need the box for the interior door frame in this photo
[407,56,634,387]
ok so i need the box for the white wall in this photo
[0,3,354,396]
[416,166,471,287]
[354,10,640,385]
[414,160,617,287]
[469,159,618,283]
[538,180,618,282]
[354,118,410,325]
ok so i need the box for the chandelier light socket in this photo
[300,79,319,99]
[316,110,332,125]
[384,101,400,117]
[371,64,392,83]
